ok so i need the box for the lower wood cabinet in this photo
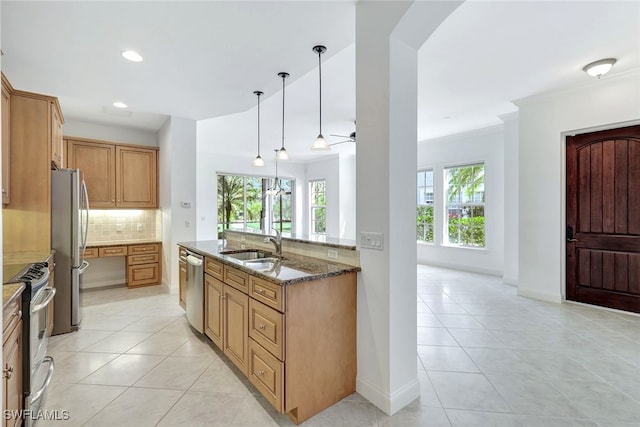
[202,258,356,425]
[86,242,162,288]
[3,289,23,427]
[205,271,249,375]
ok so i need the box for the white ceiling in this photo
[2,1,639,161]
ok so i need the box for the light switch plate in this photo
[360,232,383,250]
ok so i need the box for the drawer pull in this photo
[4,365,14,379]
[257,288,265,295]
[258,370,265,377]
[14,310,22,318]
[258,324,266,330]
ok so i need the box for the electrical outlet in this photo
[240,244,246,249]
[327,249,338,259]
[185,220,191,228]
[116,224,124,232]
[360,232,384,250]
[136,223,143,232]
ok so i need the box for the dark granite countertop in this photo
[3,251,54,284]
[178,240,360,286]
[226,229,357,250]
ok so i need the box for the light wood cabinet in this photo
[198,246,357,424]
[204,265,249,376]
[66,139,116,208]
[66,137,158,209]
[51,105,64,168]
[2,76,63,252]
[205,273,223,348]
[83,247,99,259]
[179,247,188,310]
[116,146,157,208]
[127,243,161,288]
[2,75,11,205]
[99,246,127,257]
[3,288,23,427]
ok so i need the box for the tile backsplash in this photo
[87,210,161,244]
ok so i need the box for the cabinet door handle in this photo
[4,365,14,379]
[258,324,266,330]
[257,288,265,295]
[258,370,265,377]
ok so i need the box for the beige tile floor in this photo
[40,265,640,426]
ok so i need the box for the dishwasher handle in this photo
[186,254,203,267]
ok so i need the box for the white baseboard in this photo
[517,287,562,303]
[502,275,518,286]
[418,260,502,277]
[356,377,420,416]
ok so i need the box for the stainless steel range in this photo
[9,262,56,426]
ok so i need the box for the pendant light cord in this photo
[257,93,261,155]
[281,74,286,150]
[318,49,322,135]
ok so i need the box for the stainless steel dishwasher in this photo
[185,250,204,333]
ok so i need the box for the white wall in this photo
[159,116,197,289]
[339,155,356,240]
[417,126,505,276]
[501,112,519,284]
[64,119,158,147]
[515,72,640,303]
[195,120,307,240]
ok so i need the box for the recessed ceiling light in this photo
[121,50,143,62]
[113,101,128,109]
[583,58,616,78]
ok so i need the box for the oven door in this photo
[28,285,56,423]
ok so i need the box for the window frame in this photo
[416,169,435,244]
[308,179,327,236]
[443,162,486,248]
[217,172,295,236]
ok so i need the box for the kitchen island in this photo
[178,237,359,425]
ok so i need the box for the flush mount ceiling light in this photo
[277,72,290,161]
[583,58,617,78]
[112,101,128,109]
[311,45,330,152]
[252,90,265,167]
[121,50,143,62]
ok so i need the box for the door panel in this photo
[567,125,640,313]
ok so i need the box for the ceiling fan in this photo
[329,131,356,146]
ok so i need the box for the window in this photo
[309,180,326,235]
[217,174,294,238]
[416,170,434,243]
[445,163,485,247]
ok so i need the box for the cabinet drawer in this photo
[128,244,159,255]
[205,257,224,281]
[249,299,284,360]
[179,246,187,261]
[249,276,284,312]
[83,247,99,258]
[2,296,22,340]
[99,246,127,257]
[128,253,159,265]
[224,266,249,293]
[127,263,160,287]
[249,339,284,413]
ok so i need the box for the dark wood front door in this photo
[566,125,640,313]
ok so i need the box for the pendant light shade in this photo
[252,90,265,167]
[277,72,290,160]
[311,45,330,152]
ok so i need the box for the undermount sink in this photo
[220,249,271,261]
[243,258,280,271]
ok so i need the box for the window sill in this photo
[440,244,487,252]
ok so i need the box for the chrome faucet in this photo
[265,229,282,256]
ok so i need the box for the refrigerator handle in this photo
[81,180,90,252]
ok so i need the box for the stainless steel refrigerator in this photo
[51,168,90,335]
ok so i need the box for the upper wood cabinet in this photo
[51,105,64,169]
[66,137,159,209]
[116,145,158,208]
[1,75,11,205]
[2,73,62,252]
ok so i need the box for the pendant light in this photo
[251,90,265,167]
[277,72,290,160]
[311,45,330,151]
